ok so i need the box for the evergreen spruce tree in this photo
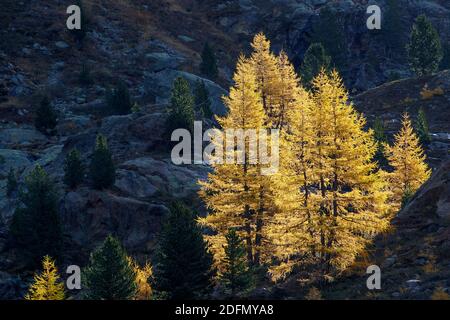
[220,229,254,297]
[89,135,115,190]
[310,7,347,71]
[64,149,84,189]
[400,186,414,209]
[25,256,65,300]
[83,235,137,300]
[383,0,406,58]
[300,43,331,87]
[153,202,215,300]
[200,42,218,80]
[35,96,57,134]
[193,80,213,119]
[10,165,62,266]
[407,15,443,76]
[106,81,132,115]
[415,107,431,146]
[165,77,195,136]
[6,167,17,198]
[386,113,431,208]
[373,117,389,167]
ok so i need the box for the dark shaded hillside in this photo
[326,159,450,300]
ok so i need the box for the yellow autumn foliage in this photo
[25,256,65,300]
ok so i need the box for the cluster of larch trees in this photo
[199,33,431,281]
[25,237,153,301]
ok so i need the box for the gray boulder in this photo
[115,169,158,199]
[119,157,209,198]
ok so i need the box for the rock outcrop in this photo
[60,189,170,259]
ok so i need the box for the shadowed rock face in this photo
[324,159,450,300]
[397,159,450,223]
[60,189,170,258]
[374,160,450,299]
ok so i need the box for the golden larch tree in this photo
[385,112,431,207]
[128,257,153,300]
[309,70,390,273]
[247,34,293,265]
[275,50,301,130]
[25,255,65,300]
[201,34,392,280]
[249,32,281,126]
[267,74,320,280]
[199,55,266,267]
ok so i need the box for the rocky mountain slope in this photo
[354,70,450,169]
[200,0,450,90]
[0,0,449,299]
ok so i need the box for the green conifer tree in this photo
[193,80,213,119]
[165,77,195,136]
[83,235,137,300]
[401,186,415,209]
[219,228,254,297]
[106,81,132,115]
[310,7,347,71]
[300,43,331,86]
[89,135,115,190]
[153,202,215,300]
[407,15,443,76]
[415,107,431,146]
[64,149,84,189]
[10,165,62,266]
[383,0,407,58]
[200,42,218,80]
[35,96,57,134]
[373,117,388,167]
